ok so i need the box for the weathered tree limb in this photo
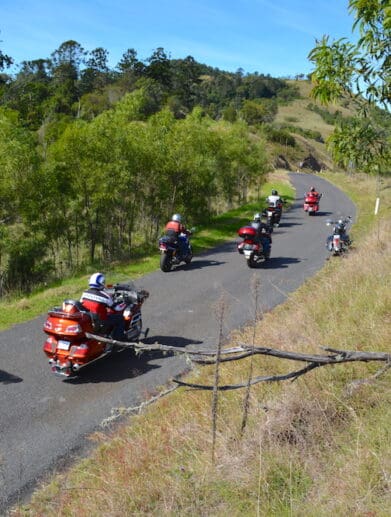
[173,362,321,390]
[86,333,390,391]
[101,384,179,427]
[173,347,391,390]
[86,334,390,365]
[86,332,249,356]
[191,346,391,365]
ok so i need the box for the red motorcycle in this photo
[303,192,322,215]
[43,283,149,378]
[237,225,270,268]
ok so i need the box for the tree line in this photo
[0,40,302,296]
[0,86,269,295]
[0,40,300,130]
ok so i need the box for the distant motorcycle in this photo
[263,200,284,228]
[237,225,271,268]
[304,192,322,215]
[326,217,352,256]
[43,283,149,378]
[158,230,193,272]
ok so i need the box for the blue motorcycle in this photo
[158,231,193,272]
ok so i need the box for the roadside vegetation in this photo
[13,171,390,516]
[0,176,293,331]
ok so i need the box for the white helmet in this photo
[89,272,105,289]
[172,214,182,222]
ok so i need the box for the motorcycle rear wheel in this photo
[160,253,172,272]
[246,254,257,268]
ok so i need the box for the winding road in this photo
[0,173,356,513]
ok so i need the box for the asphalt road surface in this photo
[0,172,356,513]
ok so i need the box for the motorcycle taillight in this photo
[64,323,82,334]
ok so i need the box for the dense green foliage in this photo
[308,0,391,174]
[0,41,300,129]
[0,41,303,296]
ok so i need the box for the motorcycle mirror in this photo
[190,227,196,233]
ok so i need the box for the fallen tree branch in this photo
[85,333,390,391]
[86,334,391,365]
[173,346,391,390]
[173,362,321,390]
[86,332,248,356]
[101,384,179,427]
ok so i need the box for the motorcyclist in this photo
[335,218,351,244]
[164,213,191,256]
[265,189,284,225]
[266,189,284,208]
[326,218,351,250]
[80,272,125,340]
[306,186,320,199]
[251,213,272,258]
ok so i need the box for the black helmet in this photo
[310,186,316,192]
[271,189,278,196]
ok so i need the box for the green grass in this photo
[0,178,294,331]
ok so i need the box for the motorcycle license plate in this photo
[57,339,70,350]
[244,249,253,258]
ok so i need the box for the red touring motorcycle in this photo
[43,283,149,377]
[303,193,322,215]
[237,225,270,268]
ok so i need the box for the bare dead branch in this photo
[86,333,391,365]
[173,347,391,391]
[101,384,179,427]
[173,362,320,390]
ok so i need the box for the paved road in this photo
[0,173,356,513]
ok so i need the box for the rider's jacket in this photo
[80,288,113,320]
[165,220,187,236]
[306,191,320,199]
[251,221,272,241]
[267,195,282,207]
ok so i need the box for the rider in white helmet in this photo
[251,213,272,258]
[80,272,125,340]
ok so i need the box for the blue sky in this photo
[1,0,356,77]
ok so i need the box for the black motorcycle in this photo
[263,200,284,228]
[326,217,352,256]
[158,231,193,272]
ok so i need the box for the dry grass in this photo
[12,173,391,517]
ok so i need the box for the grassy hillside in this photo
[272,79,356,171]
